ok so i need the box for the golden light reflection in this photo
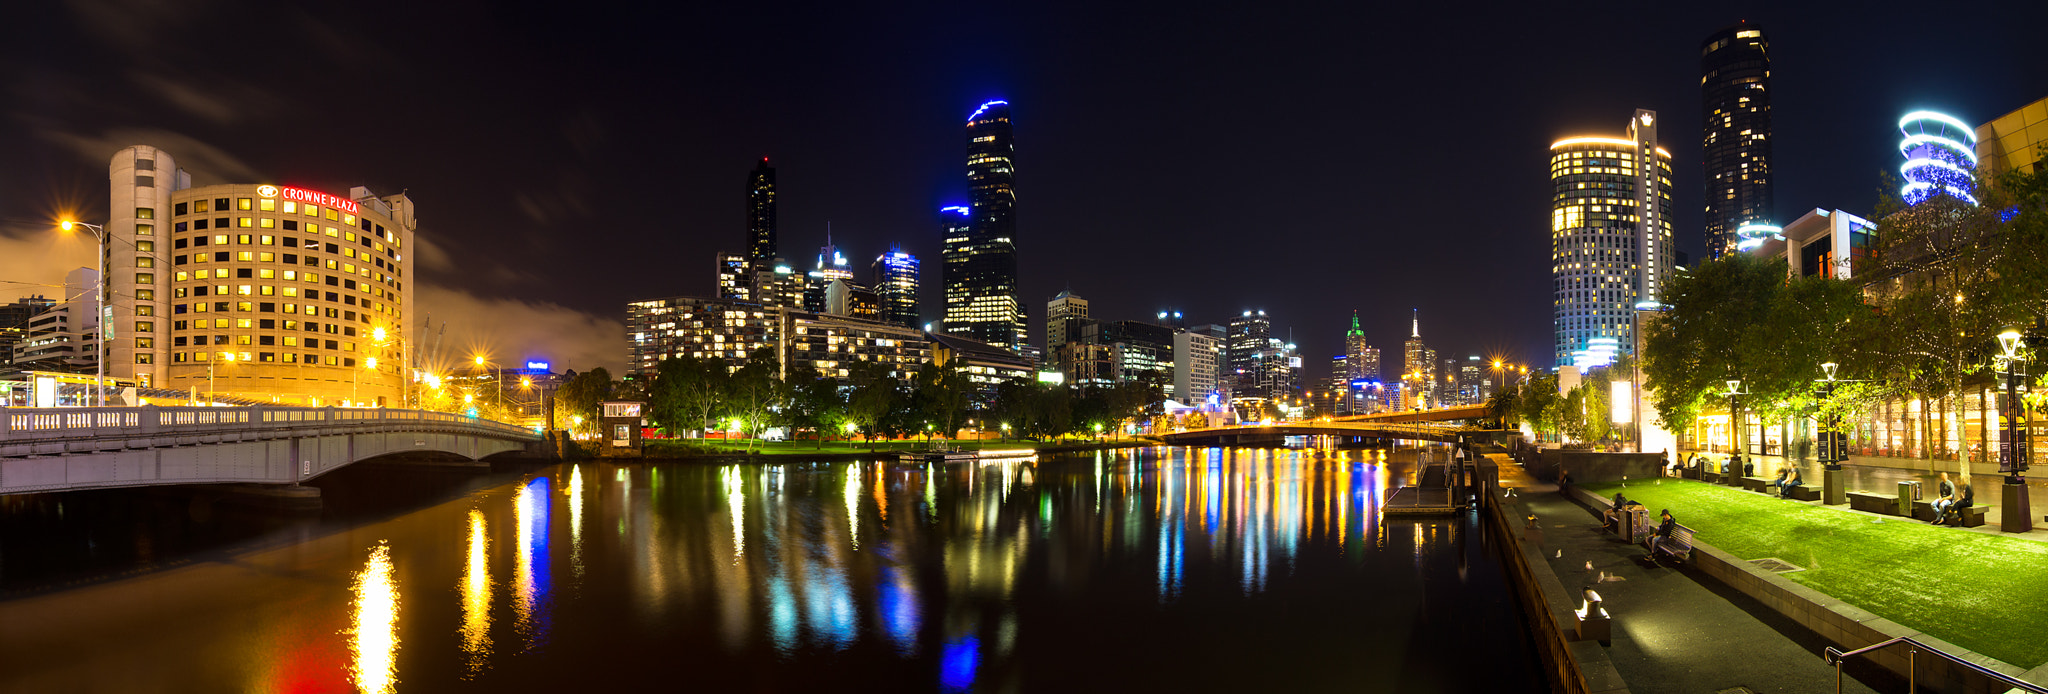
[459,510,492,677]
[725,466,746,561]
[845,462,862,550]
[569,465,586,582]
[348,541,400,694]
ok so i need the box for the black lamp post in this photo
[1818,362,1848,505]
[1997,330,2032,532]
[1724,379,1748,485]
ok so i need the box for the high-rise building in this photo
[1343,311,1376,382]
[1402,311,1431,409]
[10,269,98,373]
[0,295,56,367]
[1189,323,1230,400]
[1701,23,1773,260]
[747,158,777,264]
[871,247,919,327]
[1087,320,1175,388]
[943,101,1026,352]
[1550,111,1675,369]
[96,145,417,405]
[716,251,752,301]
[1046,289,1090,369]
[1154,310,1186,330]
[1227,310,1271,395]
[1172,329,1219,403]
[805,239,854,313]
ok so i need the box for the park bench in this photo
[1702,469,1725,484]
[1647,523,1696,563]
[1848,490,1904,516]
[1785,483,1820,501]
[1912,501,1990,527]
[1741,476,1773,492]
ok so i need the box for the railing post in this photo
[1908,646,1916,694]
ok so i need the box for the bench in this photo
[1785,483,1820,501]
[1647,523,1697,563]
[1741,476,1772,492]
[1848,490,1903,516]
[1702,470,1725,484]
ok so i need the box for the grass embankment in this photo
[1581,479,2048,668]
[639,439,1102,457]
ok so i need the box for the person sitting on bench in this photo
[1602,493,1643,531]
[1770,466,1789,490]
[1645,509,1677,557]
[1929,472,1957,524]
[1778,466,1803,498]
[1935,480,1976,526]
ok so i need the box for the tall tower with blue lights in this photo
[872,247,919,328]
[1701,22,1773,260]
[943,100,1026,351]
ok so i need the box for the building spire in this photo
[1347,310,1364,338]
[1411,309,1419,338]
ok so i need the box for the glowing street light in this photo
[58,219,112,407]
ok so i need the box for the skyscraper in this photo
[747,158,777,264]
[872,247,919,327]
[1701,23,1773,260]
[1227,310,1271,396]
[1343,311,1375,382]
[1550,110,1675,369]
[806,239,854,313]
[1046,289,1090,369]
[1403,311,1432,409]
[944,100,1026,351]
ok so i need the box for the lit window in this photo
[283,201,297,214]
[137,224,153,236]
[239,218,252,228]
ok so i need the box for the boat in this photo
[895,441,1037,463]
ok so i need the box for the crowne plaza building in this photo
[104,145,416,406]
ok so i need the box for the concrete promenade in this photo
[1511,487,1888,693]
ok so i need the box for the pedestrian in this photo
[1930,472,1957,524]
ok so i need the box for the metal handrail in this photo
[1824,636,2048,693]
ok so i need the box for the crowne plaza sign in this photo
[258,184,359,215]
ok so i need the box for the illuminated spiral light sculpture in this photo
[1734,222,1782,252]
[1898,111,1979,206]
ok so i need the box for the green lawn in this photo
[639,438,1074,457]
[1582,479,2048,668]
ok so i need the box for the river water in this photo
[0,447,1542,692]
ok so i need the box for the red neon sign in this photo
[265,185,359,215]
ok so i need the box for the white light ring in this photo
[1898,111,1979,144]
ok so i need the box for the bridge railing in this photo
[1,405,538,445]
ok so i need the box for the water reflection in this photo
[459,509,491,677]
[348,541,399,694]
[0,447,1539,692]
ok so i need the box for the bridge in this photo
[0,406,540,496]
[1161,404,1499,446]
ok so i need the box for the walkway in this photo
[1512,485,1891,693]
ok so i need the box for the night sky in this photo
[4,1,2046,377]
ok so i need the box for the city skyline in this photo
[4,3,2047,374]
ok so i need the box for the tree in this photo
[844,360,901,449]
[912,361,971,440]
[725,347,782,453]
[647,355,725,437]
[784,365,844,449]
[556,367,614,437]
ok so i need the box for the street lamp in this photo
[1997,329,2032,532]
[59,220,111,407]
[207,352,236,404]
[1723,379,1749,484]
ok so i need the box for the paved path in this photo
[1516,487,1895,693]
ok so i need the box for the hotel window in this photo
[193,302,207,313]
[135,354,153,364]
[260,199,275,211]
[135,273,153,284]
[195,219,209,230]
[215,217,227,228]
[136,224,153,236]
[282,220,298,231]
[259,269,274,279]
[134,320,153,332]
[284,303,297,314]
[214,198,228,210]
[136,257,154,268]
[343,214,356,225]
[259,236,273,246]
[283,336,298,346]
[237,301,252,312]
[282,353,297,363]
[174,202,189,215]
[174,320,187,330]
[238,198,252,211]
[325,208,338,221]
[136,289,153,301]
[136,305,153,316]
[282,201,297,214]
[238,218,252,228]
[214,235,228,245]
[260,285,274,296]
[236,318,253,329]
[305,204,320,217]
[136,240,153,252]
[260,218,274,229]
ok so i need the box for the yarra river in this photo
[0,447,1542,692]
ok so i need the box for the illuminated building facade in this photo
[0,295,58,368]
[1087,320,1175,388]
[944,101,1026,352]
[1045,289,1089,371]
[1172,329,1219,403]
[1701,23,1773,260]
[1750,208,1875,280]
[748,158,777,264]
[871,247,919,327]
[805,240,854,313]
[626,296,780,379]
[1550,112,1675,369]
[1899,111,1980,206]
[1403,313,1434,409]
[1343,311,1376,383]
[100,146,417,406]
[716,251,752,301]
[1977,96,2048,175]
[1226,310,1270,395]
[10,270,96,372]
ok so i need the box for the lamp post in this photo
[1724,379,1749,485]
[208,352,236,404]
[1997,329,2032,532]
[1818,362,1847,505]
[58,220,110,407]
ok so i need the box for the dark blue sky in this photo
[2,1,2045,373]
